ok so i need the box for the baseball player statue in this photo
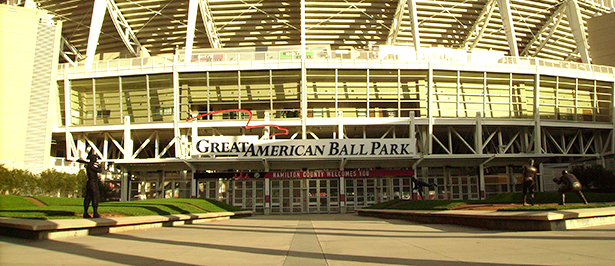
[77,150,103,218]
[553,170,589,205]
[522,159,540,206]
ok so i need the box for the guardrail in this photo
[58,50,615,79]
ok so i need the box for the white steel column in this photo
[190,172,197,198]
[339,177,346,213]
[479,156,495,199]
[185,0,199,63]
[496,0,519,57]
[264,178,271,214]
[300,0,307,140]
[85,0,107,70]
[476,112,483,155]
[410,111,416,156]
[338,111,344,139]
[565,0,591,63]
[121,173,129,201]
[387,0,407,45]
[534,68,542,154]
[63,69,75,160]
[103,132,109,161]
[173,54,181,157]
[123,116,133,159]
[427,62,434,154]
[408,0,421,57]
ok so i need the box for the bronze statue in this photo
[412,177,437,199]
[553,170,588,205]
[77,150,102,218]
[521,159,540,206]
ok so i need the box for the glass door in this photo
[270,179,303,214]
[230,179,265,214]
[344,178,378,212]
[306,179,340,214]
[449,174,479,200]
[198,179,218,200]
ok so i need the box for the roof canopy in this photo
[36,0,613,63]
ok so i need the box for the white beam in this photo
[60,36,84,66]
[387,0,407,45]
[106,0,142,57]
[301,0,307,140]
[532,12,565,57]
[496,0,519,57]
[84,0,107,69]
[565,0,591,63]
[408,0,420,52]
[462,0,496,49]
[199,0,222,49]
[521,3,567,56]
[185,0,199,63]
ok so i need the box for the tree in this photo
[572,164,615,192]
[0,165,89,197]
[7,168,38,196]
[39,169,66,197]
[0,164,12,194]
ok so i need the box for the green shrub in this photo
[572,165,615,192]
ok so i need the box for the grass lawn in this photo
[0,195,243,220]
[366,192,615,211]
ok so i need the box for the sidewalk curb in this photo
[0,211,253,240]
[357,207,615,231]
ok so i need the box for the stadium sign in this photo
[192,136,415,159]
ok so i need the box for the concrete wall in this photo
[0,5,60,172]
[588,12,615,67]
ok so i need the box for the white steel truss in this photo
[495,0,519,57]
[416,123,612,157]
[521,2,568,57]
[462,0,496,50]
[186,0,222,62]
[565,0,591,63]
[105,0,142,57]
[84,0,107,69]
[199,0,222,49]
[84,0,142,68]
[408,0,421,51]
[387,0,407,45]
[60,36,84,66]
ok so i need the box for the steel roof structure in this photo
[37,0,614,66]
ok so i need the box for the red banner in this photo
[264,169,414,179]
[195,169,414,179]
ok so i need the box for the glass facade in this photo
[59,69,613,126]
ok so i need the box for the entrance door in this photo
[345,178,378,212]
[230,179,265,214]
[129,181,158,200]
[391,177,412,200]
[450,174,479,200]
[198,179,219,200]
[270,179,303,214]
[306,179,339,214]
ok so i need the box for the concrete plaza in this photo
[1,213,614,265]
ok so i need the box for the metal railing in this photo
[58,49,615,79]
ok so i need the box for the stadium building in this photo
[1,0,614,214]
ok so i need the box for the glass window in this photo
[121,75,148,123]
